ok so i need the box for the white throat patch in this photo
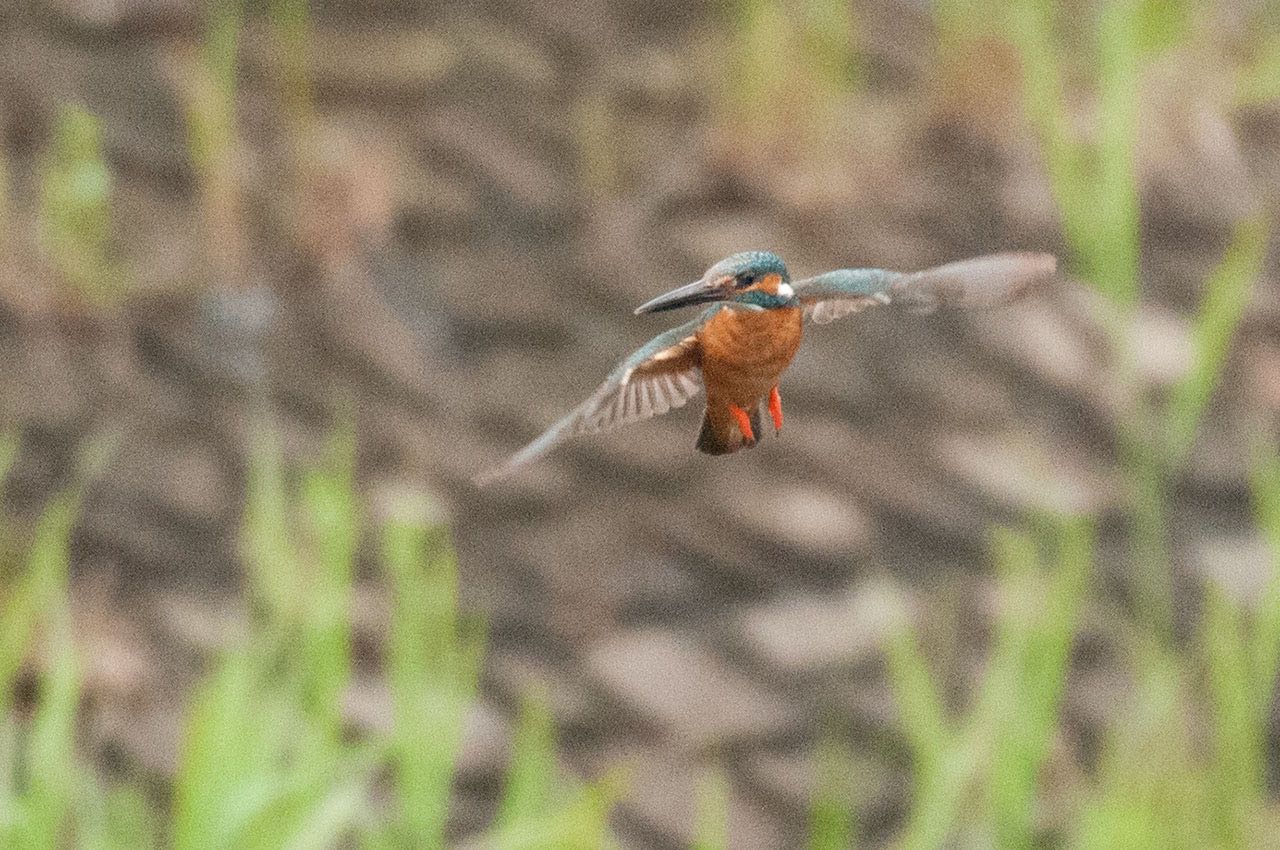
[777,282,794,299]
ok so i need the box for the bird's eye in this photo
[735,272,755,288]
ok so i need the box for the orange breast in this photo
[698,306,803,406]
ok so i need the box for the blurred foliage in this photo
[187,0,241,183]
[0,435,127,848]
[269,0,314,132]
[852,5,1280,847]
[885,514,1092,848]
[1006,0,1144,309]
[378,500,482,845]
[186,0,247,283]
[995,0,1272,641]
[693,765,729,850]
[7,0,1280,846]
[37,105,122,306]
[807,732,855,850]
[718,0,862,153]
[494,695,557,830]
[1236,23,1280,105]
[877,495,1280,847]
[482,697,621,850]
[0,430,617,847]
[1164,218,1270,466]
[173,429,373,850]
[1121,214,1269,638]
[1132,0,1192,58]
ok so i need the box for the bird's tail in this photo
[695,404,761,455]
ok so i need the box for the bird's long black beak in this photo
[633,278,724,315]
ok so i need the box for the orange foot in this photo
[768,386,783,435]
[728,403,756,446]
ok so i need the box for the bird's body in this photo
[475,250,1056,484]
[697,294,803,453]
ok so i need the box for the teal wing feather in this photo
[794,252,1056,324]
[474,309,717,484]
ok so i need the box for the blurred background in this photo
[1,0,1279,847]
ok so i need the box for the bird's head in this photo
[633,251,795,315]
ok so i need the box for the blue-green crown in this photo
[707,251,789,283]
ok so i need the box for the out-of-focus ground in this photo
[2,1,1278,846]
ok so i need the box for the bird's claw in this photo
[768,386,783,435]
[729,403,756,445]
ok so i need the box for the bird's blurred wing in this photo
[794,252,1056,324]
[474,312,710,484]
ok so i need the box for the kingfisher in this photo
[475,250,1056,484]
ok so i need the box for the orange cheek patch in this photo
[756,273,782,295]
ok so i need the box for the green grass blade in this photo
[1008,0,1144,310]
[38,104,119,304]
[242,428,301,622]
[1133,0,1190,57]
[884,617,951,786]
[175,617,373,850]
[231,734,372,850]
[801,0,862,93]
[1006,0,1092,284]
[189,0,242,179]
[0,490,78,720]
[22,601,80,848]
[97,785,158,850]
[176,427,375,848]
[934,0,996,51]
[1165,215,1270,465]
[986,518,1091,847]
[496,693,558,829]
[480,773,623,850]
[175,646,304,848]
[0,431,17,580]
[74,778,158,850]
[807,733,855,850]
[896,733,986,850]
[894,517,1093,848]
[298,426,359,734]
[727,0,794,116]
[0,435,112,845]
[889,665,976,848]
[269,0,313,130]
[1202,588,1262,845]
[1237,31,1280,106]
[1125,427,1174,640]
[175,655,356,850]
[173,651,258,850]
[1092,0,1142,308]
[279,760,374,850]
[383,519,482,845]
[1250,445,1280,721]
[693,765,729,850]
[0,715,17,818]
[1069,658,1197,850]
[979,528,1039,846]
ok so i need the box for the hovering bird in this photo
[475,250,1056,484]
